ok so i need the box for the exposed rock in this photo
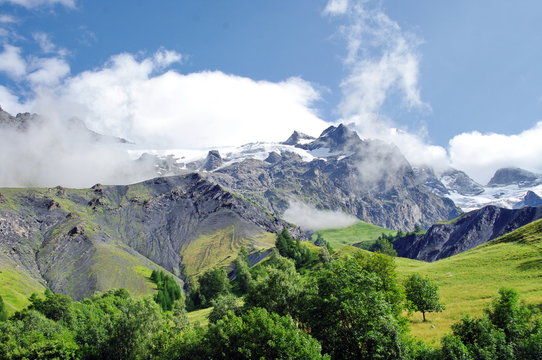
[514,191,542,209]
[487,168,542,187]
[413,166,449,197]
[440,168,484,196]
[281,131,315,146]
[394,205,542,261]
[202,150,223,171]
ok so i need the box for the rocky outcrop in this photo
[440,168,484,196]
[514,191,542,209]
[487,168,542,187]
[394,205,542,262]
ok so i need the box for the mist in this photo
[283,200,359,231]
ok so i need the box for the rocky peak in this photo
[302,124,362,152]
[202,150,223,171]
[487,167,541,187]
[440,168,484,196]
[514,190,542,209]
[281,130,315,146]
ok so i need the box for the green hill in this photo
[313,221,396,249]
[394,218,542,344]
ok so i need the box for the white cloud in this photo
[27,57,70,85]
[323,0,349,15]
[283,200,359,230]
[0,0,75,8]
[325,0,447,169]
[152,49,182,69]
[34,50,328,148]
[0,44,26,78]
[449,123,542,184]
[0,14,17,23]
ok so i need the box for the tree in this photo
[196,267,230,307]
[233,247,252,294]
[275,228,310,268]
[0,296,8,321]
[404,273,444,322]
[208,293,241,323]
[28,290,74,324]
[306,257,408,359]
[202,308,329,359]
[150,271,182,311]
[369,236,397,257]
[245,256,306,318]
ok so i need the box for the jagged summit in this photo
[202,150,223,171]
[299,124,362,152]
[282,130,315,146]
[487,167,542,187]
[514,190,542,209]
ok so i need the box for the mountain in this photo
[393,205,542,262]
[514,190,542,209]
[0,173,295,301]
[415,165,542,212]
[201,125,460,230]
[0,106,131,144]
[487,167,542,187]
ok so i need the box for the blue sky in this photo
[1,0,542,181]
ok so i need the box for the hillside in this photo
[395,218,542,344]
[0,174,293,306]
[313,221,396,249]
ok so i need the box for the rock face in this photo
[487,168,542,187]
[440,168,485,196]
[514,191,542,209]
[0,174,295,299]
[204,125,461,230]
[394,205,542,262]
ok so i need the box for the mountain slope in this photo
[0,173,293,301]
[394,205,542,261]
[394,218,542,343]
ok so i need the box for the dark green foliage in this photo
[404,273,444,322]
[0,310,78,359]
[304,256,409,359]
[232,247,252,294]
[440,288,541,360]
[275,228,310,267]
[149,270,182,311]
[201,308,329,360]
[192,267,231,308]
[369,236,397,256]
[0,295,7,321]
[314,233,333,253]
[208,293,241,323]
[28,289,74,323]
[245,254,306,318]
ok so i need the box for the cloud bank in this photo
[283,201,359,231]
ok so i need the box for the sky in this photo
[0,0,542,184]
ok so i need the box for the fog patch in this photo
[282,200,359,231]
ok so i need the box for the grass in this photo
[187,307,212,327]
[181,226,275,279]
[0,260,45,314]
[393,218,542,345]
[314,221,396,249]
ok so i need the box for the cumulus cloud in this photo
[29,50,328,148]
[27,57,70,85]
[0,0,75,8]
[0,14,17,23]
[0,44,26,78]
[283,200,359,231]
[449,123,542,184]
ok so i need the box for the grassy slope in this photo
[0,260,45,314]
[313,221,396,249]
[181,226,276,279]
[394,218,542,345]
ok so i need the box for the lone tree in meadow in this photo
[404,273,445,322]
